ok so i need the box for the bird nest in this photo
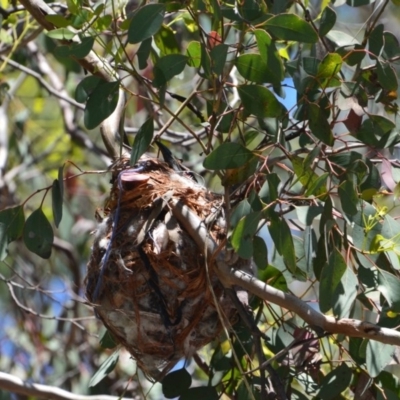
[85,155,250,380]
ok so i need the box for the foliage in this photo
[1,0,400,399]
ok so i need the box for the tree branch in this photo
[170,199,400,347]
[0,372,135,400]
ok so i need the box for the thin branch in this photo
[0,372,135,400]
[170,199,400,347]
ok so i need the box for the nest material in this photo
[86,156,250,380]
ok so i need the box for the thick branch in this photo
[0,372,134,400]
[170,199,400,347]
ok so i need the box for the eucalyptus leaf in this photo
[23,208,54,259]
[265,13,318,43]
[203,142,254,170]
[88,350,119,387]
[130,118,154,166]
[0,206,25,261]
[128,4,166,44]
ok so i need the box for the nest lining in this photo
[86,156,249,380]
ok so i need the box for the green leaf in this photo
[253,236,268,270]
[51,179,63,228]
[317,53,342,80]
[376,60,398,91]
[366,340,394,378]
[291,155,327,198]
[210,44,228,75]
[69,37,94,59]
[137,38,152,70]
[153,54,187,88]
[46,28,76,40]
[130,118,154,166]
[162,368,192,398]
[238,85,283,118]
[268,211,296,272]
[317,363,352,399]
[259,173,280,203]
[368,23,384,58]
[319,249,347,313]
[319,6,336,37]
[180,386,219,400]
[84,81,120,129]
[154,24,180,56]
[254,29,284,85]
[265,14,318,43]
[186,41,201,68]
[236,54,272,84]
[75,76,101,103]
[333,266,358,318]
[88,350,119,387]
[308,103,334,146]
[231,212,261,259]
[338,180,359,216]
[23,208,54,259]
[0,206,25,261]
[99,329,117,349]
[128,3,166,44]
[45,15,71,28]
[377,269,400,312]
[203,142,254,170]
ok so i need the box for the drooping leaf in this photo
[316,53,342,84]
[23,208,54,259]
[69,37,94,59]
[319,6,336,37]
[319,249,347,313]
[253,235,268,270]
[186,41,201,68]
[203,142,254,170]
[236,54,272,84]
[268,211,296,272]
[52,178,63,228]
[84,81,120,129]
[317,363,352,399]
[130,118,154,166]
[332,266,358,318]
[75,75,102,103]
[88,350,119,387]
[210,44,228,75]
[368,24,384,58]
[162,368,192,399]
[154,24,180,56]
[128,3,166,44]
[377,269,400,312]
[254,29,284,85]
[265,14,318,43]
[366,340,394,378]
[99,329,117,349]
[231,212,261,259]
[376,60,398,91]
[153,54,187,88]
[238,85,283,118]
[137,38,152,70]
[291,155,327,198]
[307,102,334,146]
[338,180,359,216]
[0,206,25,261]
[259,173,280,203]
